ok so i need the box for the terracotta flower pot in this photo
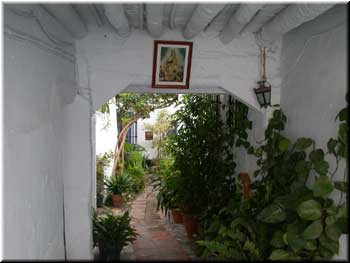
[111,194,124,207]
[183,213,199,238]
[240,172,253,199]
[171,209,183,224]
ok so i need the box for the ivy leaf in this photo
[279,138,291,152]
[334,181,348,193]
[325,224,342,241]
[295,160,311,177]
[336,204,347,219]
[326,215,337,225]
[270,231,285,248]
[337,218,348,234]
[309,149,325,163]
[257,203,286,223]
[304,239,317,250]
[339,123,348,144]
[287,230,305,252]
[320,234,340,255]
[297,200,322,220]
[302,220,323,239]
[327,138,338,154]
[337,108,348,122]
[269,249,290,260]
[313,160,330,176]
[313,176,333,198]
[295,138,313,150]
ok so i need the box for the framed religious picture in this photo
[152,40,193,89]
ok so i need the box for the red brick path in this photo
[127,186,196,261]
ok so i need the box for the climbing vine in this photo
[198,93,348,261]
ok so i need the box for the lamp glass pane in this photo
[264,90,271,105]
[257,93,264,106]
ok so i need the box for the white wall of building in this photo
[138,105,178,160]
[76,27,282,112]
[280,5,348,260]
[4,3,347,260]
[95,102,117,178]
[3,5,75,260]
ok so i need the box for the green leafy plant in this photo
[197,199,261,260]
[93,211,138,261]
[252,96,348,260]
[197,93,348,261]
[105,174,131,197]
[152,157,182,215]
[124,143,146,196]
[96,151,113,207]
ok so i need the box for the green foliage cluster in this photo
[104,144,148,206]
[96,151,113,195]
[253,103,348,260]
[198,94,348,261]
[115,93,178,125]
[152,157,181,215]
[124,143,147,196]
[105,173,131,196]
[93,211,138,260]
[162,95,252,217]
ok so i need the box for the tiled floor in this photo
[121,186,199,261]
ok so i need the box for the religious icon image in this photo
[152,41,193,89]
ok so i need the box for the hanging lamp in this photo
[254,47,271,108]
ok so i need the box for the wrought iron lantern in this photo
[254,47,271,108]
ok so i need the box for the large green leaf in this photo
[339,122,348,144]
[336,203,347,219]
[295,138,313,150]
[269,249,290,260]
[313,160,330,176]
[304,239,317,250]
[325,223,342,241]
[279,138,291,152]
[327,138,338,155]
[295,160,311,175]
[287,230,305,252]
[270,231,285,248]
[309,149,325,163]
[257,203,286,223]
[297,200,322,220]
[334,181,348,193]
[325,215,337,225]
[336,218,348,234]
[313,176,333,198]
[302,220,323,240]
[320,234,340,255]
[337,108,348,122]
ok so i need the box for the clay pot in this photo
[183,213,199,238]
[111,194,124,207]
[171,209,183,224]
[240,172,253,199]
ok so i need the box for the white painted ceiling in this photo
[8,3,338,45]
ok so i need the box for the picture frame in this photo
[152,40,193,89]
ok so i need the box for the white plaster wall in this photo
[61,98,93,260]
[3,5,75,260]
[138,105,178,160]
[76,26,282,112]
[280,5,348,260]
[95,102,117,178]
[95,103,117,156]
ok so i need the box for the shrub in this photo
[93,211,138,260]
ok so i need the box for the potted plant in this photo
[93,211,138,261]
[96,152,113,208]
[105,174,131,207]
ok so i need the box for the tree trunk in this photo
[111,116,142,177]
